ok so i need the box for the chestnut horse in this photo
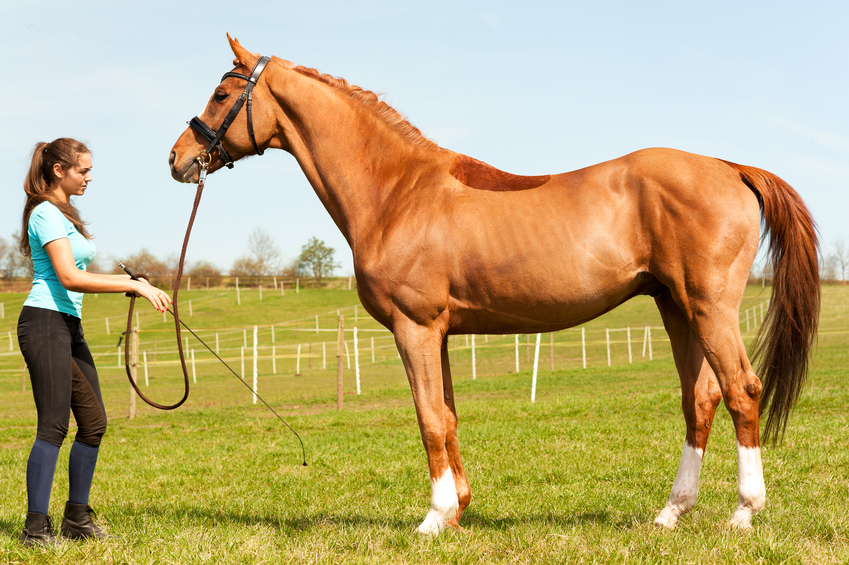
[169,36,819,534]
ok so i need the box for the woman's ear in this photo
[52,163,64,181]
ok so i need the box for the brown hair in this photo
[19,138,93,258]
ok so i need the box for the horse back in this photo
[355,148,761,334]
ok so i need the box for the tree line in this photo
[0,229,341,283]
[748,236,849,285]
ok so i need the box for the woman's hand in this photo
[131,278,172,312]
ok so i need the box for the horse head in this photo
[169,34,278,183]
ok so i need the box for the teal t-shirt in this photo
[23,202,97,318]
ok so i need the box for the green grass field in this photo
[0,284,846,564]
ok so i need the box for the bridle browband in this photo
[189,55,271,169]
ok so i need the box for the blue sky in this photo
[1,1,847,275]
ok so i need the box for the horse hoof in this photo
[653,506,679,529]
[417,515,441,536]
[728,508,755,530]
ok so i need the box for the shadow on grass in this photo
[0,516,21,540]
[461,509,644,530]
[132,503,647,533]
[137,504,415,532]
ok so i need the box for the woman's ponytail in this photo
[19,138,92,258]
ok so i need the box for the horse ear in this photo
[227,32,258,68]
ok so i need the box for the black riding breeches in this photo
[18,306,107,448]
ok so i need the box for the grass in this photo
[0,284,847,563]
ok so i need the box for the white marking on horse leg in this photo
[417,467,459,535]
[728,443,765,530]
[654,442,704,529]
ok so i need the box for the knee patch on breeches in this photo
[71,360,108,448]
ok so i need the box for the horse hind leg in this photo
[653,290,723,529]
[670,289,766,529]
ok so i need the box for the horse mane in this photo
[270,57,438,150]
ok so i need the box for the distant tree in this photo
[86,256,106,274]
[278,258,300,278]
[5,232,32,277]
[188,260,222,278]
[821,253,837,283]
[832,238,848,284]
[184,259,221,287]
[0,236,7,277]
[229,256,265,277]
[229,229,281,276]
[114,249,170,277]
[249,229,281,274]
[298,237,341,284]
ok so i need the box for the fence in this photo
[2,298,779,408]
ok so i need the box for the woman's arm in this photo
[44,238,172,312]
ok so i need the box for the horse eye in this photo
[214,91,228,103]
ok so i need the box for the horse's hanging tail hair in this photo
[720,159,820,444]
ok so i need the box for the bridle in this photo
[188,55,272,169]
[120,51,307,465]
[124,53,274,411]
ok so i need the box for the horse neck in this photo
[268,68,440,248]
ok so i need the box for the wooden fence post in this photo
[354,327,361,394]
[296,344,302,376]
[252,326,258,404]
[129,327,138,420]
[549,332,554,371]
[515,334,520,373]
[337,315,344,410]
[648,326,653,360]
[531,333,541,402]
[581,328,587,369]
[471,335,476,380]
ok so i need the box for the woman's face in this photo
[54,152,92,199]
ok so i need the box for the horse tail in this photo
[721,159,820,444]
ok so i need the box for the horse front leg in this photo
[440,338,471,527]
[393,317,459,535]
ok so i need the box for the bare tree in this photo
[0,236,7,277]
[248,229,281,274]
[229,256,265,277]
[115,249,170,277]
[832,237,848,284]
[4,232,32,277]
[188,260,222,287]
[298,237,341,284]
[821,254,838,283]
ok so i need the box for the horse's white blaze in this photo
[728,443,765,529]
[417,468,459,535]
[654,442,704,529]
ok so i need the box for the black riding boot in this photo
[20,512,58,547]
[60,502,114,540]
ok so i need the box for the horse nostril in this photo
[169,151,177,166]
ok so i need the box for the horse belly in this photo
[440,183,653,334]
[445,246,655,335]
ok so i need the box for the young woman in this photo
[17,138,172,547]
